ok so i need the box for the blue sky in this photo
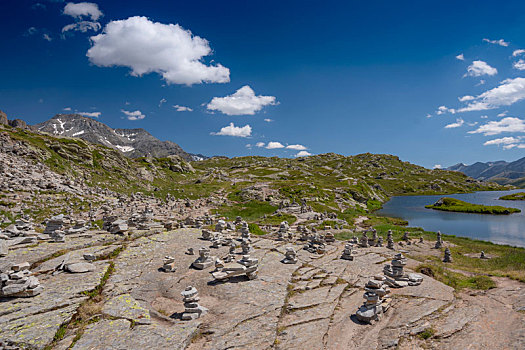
[1,0,525,167]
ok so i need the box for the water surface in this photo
[377,189,525,247]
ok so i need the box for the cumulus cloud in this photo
[465,60,497,77]
[456,54,464,61]
[286,144,307,150]
[207,86,277,115]
[296,151,312,157]
[513,59,525,70]
[468,117,525,135]
[173,104,193,112]
[444,118,464,129]
[483,38,509,47]
[436,106,456,115]
[458,95,475,102]
[62,21,101,33]
[483,136,522,146]
[211,123,252,137]
[87,16,230,85]
[121,109,145,121]
[255,142,265,148]
[266,141,285,149]
[264,118,273,122]
[513,49,525,57]
[63,2,103,21]
[458,78,525,112]
[79,111,101,118]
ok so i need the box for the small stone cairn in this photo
[44,214,65,235]
[359,231,369,248]
[201,229,212,241]
[162,256,177,272]
[192,247,215,269]
[324,232,335,243]
[368,229,377,246]
[282,247,298,264]
[0,262,43,297]
[443,247,452,263]
[241,238,252,254]
[376,237,383,247]
[402,231,410,244]
[215,219,226,232]
[355,276,391,324]
[240,221,251,240]
[480,251,489,259]
[341,243,355,260]
[181,286,207,320]
[435,231,443,249]
[386,230,394,250]
[277,221,290,240]
[383,253,423,288]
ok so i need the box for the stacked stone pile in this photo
[44,214,66,234]
[162,256,177,272]
[383,253,423,288]
[0,262,43,297]
[341,243,355,260]
[282,247,298,264]
[192,247,215,269]
[103,216,128,235]
[435,231,443,249]
[181,286,207,320]
[355,276,391,324]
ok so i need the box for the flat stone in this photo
[103,294,151,325]
[65,262,95,273]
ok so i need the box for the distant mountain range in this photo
[447,157,525,187]
[33,114,205,161]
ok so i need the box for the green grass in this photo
[499,192,525,201]
[425,197,521,215]
[248,223,267,235]
[214,200,277,221]
[416,263,496,290]
[418,327,435,340]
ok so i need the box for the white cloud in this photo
[425,114,432,119]
[497,111,508,117]
[62,21,101,33]
[286,144,307,150]
[433,164,442,169]
[121,109,145,120]
[211,123,252,137]
[43,33,52,41]
[158,98,167,107]
[513,49,525,57]
[444,118,464,129]
[264,118,273,122]
[207,85,277,115]
[63,107,72,111]
[296,151,312,157]
[513,59,525,70]
[458,78,525,112]
[481,115,488,119]
[458,95,475,102]
[465,60,497,77]
[173,104,193,112]
[266,141,285,149]
[483,136,522,146]
[63,2,103,21]
[456,54,464,61]
[79,111,101,118]
[255,142,265,148]
[468,117,525,135]
[87,16,230,86]
[436,106,456,115]
[245,144,252,149]
[477,79,486,86]
[483,38,509,47]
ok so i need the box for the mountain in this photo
[33,114,195,160]
[447,157,525,187]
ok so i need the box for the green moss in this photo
[418,327,435,340]
[425,197,520,215]
[416,263,496,290]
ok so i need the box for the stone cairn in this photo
[480,251,489,259]
[0,262,43,297]
[240,221,251,240]
[402,231,410,244]
[341,243,355,260]
[383,253,423,288]
[368,229,377,246]
[238,255,259,280]
[386,230,395,250]
[241,239,252,254]
[443,247,453,263]
[324,232,335,243]
[181,286,207,320]
[201,229,213,241]
[355,276,391,324]
[103,216,128,235]
[282,247,298,264]
[162,256,177,272]
[359,231,369,248]
[44,214,65,234]
[185,248,194,255]
[376,237,383,247]
[435,231,443,249]
[192,247,215,270]
[215,219,226,232]
[277,221,290,240]
[211,233,223,248]
[224,243,236,262]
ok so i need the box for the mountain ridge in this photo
[447,157,525,187]
[32,114,201,161]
